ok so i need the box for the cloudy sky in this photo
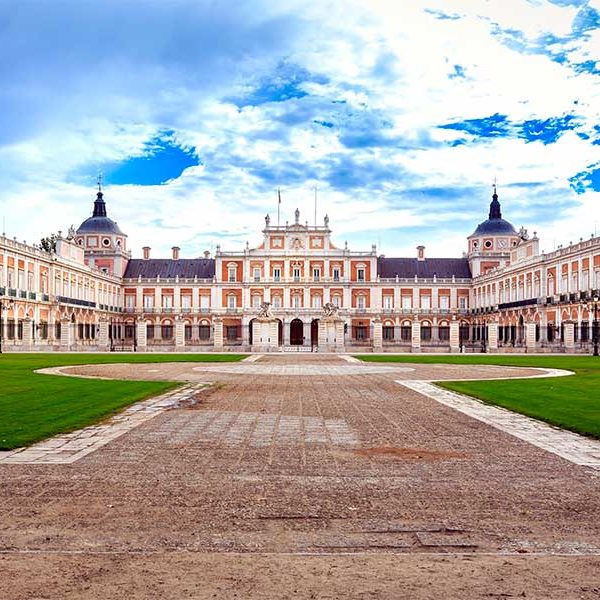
[0,0,599,259]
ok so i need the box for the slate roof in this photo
[123,259,215,280]
[377,257,471,279]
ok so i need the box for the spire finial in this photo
[92,176,107,218]
[489,181,501,219]
[97,171,103,193]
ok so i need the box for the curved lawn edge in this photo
[0,353,246,451]
[354,354,600,440]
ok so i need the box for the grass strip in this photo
[0,353,246,450]
[355,354,600,439]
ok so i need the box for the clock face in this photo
[498,239,508,249]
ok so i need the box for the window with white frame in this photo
[383,295,393,309]
[125,295,135,308]
[332,267,340,281]
[273,267,281,282]
[7,268,14,288]
[313,268,320,282]
[227,294,237,309]
[439,295,449,310]
[292,295,301,309]
[459,296,468,310]
[357,267,365,281]
[228,266,237,282]
[272,295,282,308]
[27,272,34,291]
[253,267,261,282]
[162,295,173,309]
[143,295,154,309]
[182,295,191,309]
[421,295,431,310]
[293,267,301,280]
[332,295,341,307]
[200,295,210,309]
[252,294,261,308]
[402,295,411,309]
[357,295,366,309]
[312,295,322,309]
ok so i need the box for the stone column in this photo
[318,320,328,348]
[525,322,537,351]
[373,318,383,352]
[175,317,185,348]
[488,321,499,351]
[303,321,311,347]
[60,316,72,349]
[411,320,421,352]
[136,318,147,350]
[449,319,460,353]
[335,320,345,351]
[97,318,110,350]
[213,317,223,349]
[241,315,250,346]
[22,317,32,348]
[563,320,575,351]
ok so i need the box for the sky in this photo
[0,0,599,259]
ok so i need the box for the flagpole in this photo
[314,185,317,226]
[277,188,281,227]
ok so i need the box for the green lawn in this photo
[0,353,246,450]
[355,354,600,439]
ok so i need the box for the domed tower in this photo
[467,186,520,277]
[74,182,130,276]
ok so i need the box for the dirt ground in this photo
[1,354,599,599]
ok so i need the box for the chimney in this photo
[203,250,211,259]
[172,246,180,260]
[417,245,425,261]
[142,246,151,260]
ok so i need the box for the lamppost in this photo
[0,298,15,354]
[584,295,599,356]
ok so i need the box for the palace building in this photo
[1,186,599,353]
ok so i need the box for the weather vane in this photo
[97,171,103,192]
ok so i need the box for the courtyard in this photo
[1,353,600,598]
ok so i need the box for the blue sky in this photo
[0,0,599,257]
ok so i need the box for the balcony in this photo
[56,296,97,308]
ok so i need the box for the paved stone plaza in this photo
[1,354,600,599]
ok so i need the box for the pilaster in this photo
[97,318,110,350]
[411,320,421,352]
[525,322,537,351]
[488,322,499,351]
[175,317,185,348]
[373,318,382,352]
[449,320,460,353]
[213,317,223,349]
[563,320,575,350]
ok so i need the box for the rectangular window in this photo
[253,267,261,282]
[421,296,431,310]
[459,296,468,310]
[181,295,191,309]
[228,267,236,282]
[292,295,301,309]
[252,295,261,308]
[143,295,154,309]
[383,326,394,340]
[332,267,340,281]
[439,296,449,309]
[227,295,236,309]
[200,295,210,310]
[312,295,322,309]
[357,295,366,309]
[383,296,393,309]
[272,296,282,308]
[332,295,341,307]
[162,296,173,309]
[273,268,281,282]
[125,295,135,308]
[313,268,320,282]
[293,267,301,281]
[199,325,211,340]
[357,268,365,281]
[402,296,411,309]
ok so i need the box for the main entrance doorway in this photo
[290,318,304,345]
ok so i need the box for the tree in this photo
[40,233,58,253]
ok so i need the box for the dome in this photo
[76,190,124,235]
[471,218,517,236]
[470,188,516,237]
[77,216,123,234]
